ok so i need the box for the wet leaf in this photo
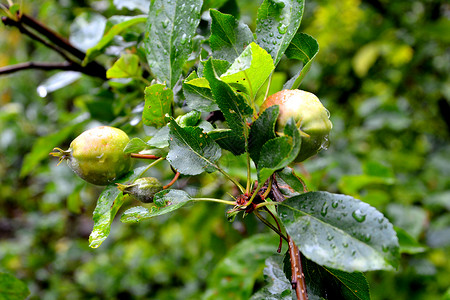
[209,9,254,63]
[89,166,147,248]
[120,189,192,223]
[278,192,400,272]
[144,0,202,88]
[167,119,221,175]
[256,0,305,66]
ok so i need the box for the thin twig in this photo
[130,153,161,160]
[163,172,180,189]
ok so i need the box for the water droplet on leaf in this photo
[352,209,366,222]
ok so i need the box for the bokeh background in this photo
[1,0,449,299]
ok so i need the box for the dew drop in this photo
[352,209,366,223]
[277,23,288,34]
[331,201,339,208]
[327,234,334,241]
[162,19,169,29]
[320,202,329,217]
[364,234,371,242]
[382,245,389,252]
[342,242,349,248]
[351,250,357,256]
[269,32,274,37]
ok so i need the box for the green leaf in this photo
[175,110,202,127]
[395,226,427,254]
[203,58,253,142]
[256,0,305,66]
[278,191,400,272]
[249,105,279,162]
[209,9,254,63]
[208,129,246,155]
[221,42,275,99]
[183,72,219,112]
[145,0,202,88]
[203,233,284,300]
[257,118,301,184]
[0,272,30,300]
[147,125,170,148]
[295,253,371,300]
[106,53,142,79]
[121,189,192,223]
[142,84,173,128]
[283,32,319,90]
[84,15,147,65]
[276,167,306,194]
[89,166,147,248]
[250,255,294,300]
[124,137,149,154]
[167,119,221,175]
[21,123,82,177]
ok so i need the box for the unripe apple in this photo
[117,177,163,203]
[260,89,332,162]
[50,126,132,185]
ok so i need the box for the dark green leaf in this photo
[144,0,202,88]
[257,118,301,184]
[183,72,219,112]
[283,32,319,89]
[0,272,30,300]
[278,192,400,272]
[121,189,192,223]
[250,255,294,300]
[89,166,147,248]
[256,0,305,66]
[84,15,146,64]
[209,9,254,63]
[124,137,149,154]
[203,58,253,143]
[249,105,279,162]
[106,53,142,79]
[142,84,173,128]
[292,253,371,300]
[21,123,83,177]
[167,119,221,175]
[204,234,284,300]
[208,129,246,155]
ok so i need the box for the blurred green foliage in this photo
[0,0,449,299]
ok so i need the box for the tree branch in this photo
[270,179,308,300]
[0,61,80,75]
[1,8,106,79]
[288,235,308,300]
